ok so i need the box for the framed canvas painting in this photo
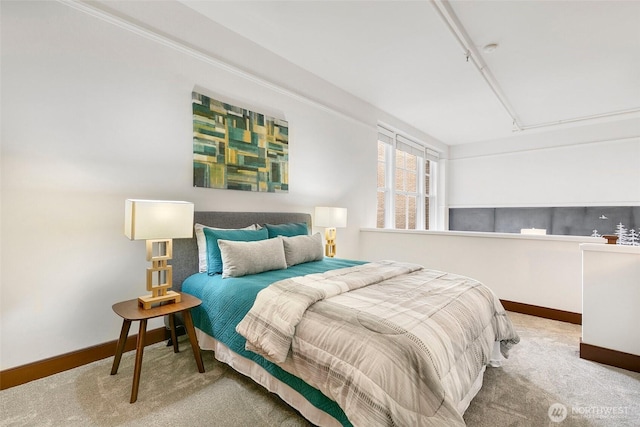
[192,91,288,192]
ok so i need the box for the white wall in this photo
[447,136,640,208]
[0,1,435,370]
[359,230,604,314]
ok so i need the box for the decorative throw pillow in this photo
[218,237,287,278]
[282,232,324,267]
[195,223,257,273]
[265,222,308,238]
[203,227,268,275]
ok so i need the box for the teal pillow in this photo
[203,227,269,275]
[265,222,308,238]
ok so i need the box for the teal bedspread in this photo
[182,258,365,426]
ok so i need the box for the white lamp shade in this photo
[314,207,347,228]
[125,199,194,240]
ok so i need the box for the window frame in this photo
[377,125,438,230]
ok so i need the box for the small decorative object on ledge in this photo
[520,228,547,235]
[602,235,619,245]
[615,222,640,246]
[627,229,640,246]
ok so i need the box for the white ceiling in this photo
[179,0,640,146]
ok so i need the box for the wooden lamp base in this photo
[138,290,181,309]
[138,239,181,309]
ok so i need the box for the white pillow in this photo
[218,237,287,278]
[195,223,257,273]
[282,232,324,267]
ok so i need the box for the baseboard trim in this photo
[580,340,640,373]
[0,300,583,390]
[0,327,168,390]
[500,299,582,325]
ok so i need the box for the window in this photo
[376,126,438,230]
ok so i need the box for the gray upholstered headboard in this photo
[170,211,312,292]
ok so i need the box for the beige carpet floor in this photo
[1,312,638,426]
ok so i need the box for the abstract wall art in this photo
[192,91,289,192]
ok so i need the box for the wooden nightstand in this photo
[111,292,205,403]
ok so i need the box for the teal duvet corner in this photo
[182,258,365,427]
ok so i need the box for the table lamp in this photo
[125,199,194,309]
[314,206,347,258]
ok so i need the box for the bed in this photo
[170,211,520,426]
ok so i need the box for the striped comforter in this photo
[236,260,520,426]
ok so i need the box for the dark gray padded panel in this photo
[494,208,552,233]
[633,206,640,229]
[551,207,590,236]
[449,206,638,236]
[448,208,495,232]
[171,211,312,292]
